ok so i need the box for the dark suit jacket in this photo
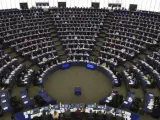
[86,113,95,119]
[64,111,71,118]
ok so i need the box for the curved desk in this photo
[36,60,120,87]
[20,90,33,107]
[14,103,140,120]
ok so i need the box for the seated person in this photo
[96,111,104,120]
[64,109,71,119]
[75,108,82,118]
[146,74,151,80]
[32,117,41,120]
[105,113,114,120]
[86,110,95,119]
[52,111,59,119]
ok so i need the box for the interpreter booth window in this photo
[92,2,100,9]
[20,3,28,9]
[58,2,66,8]
[129,4,137,11]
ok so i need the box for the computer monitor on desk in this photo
[71,103,80,108]
[42,108,50,116]
[61,104,70,109]
[43,106,49,112]
[64,104,70,109]
[71,103,85,108]
[86,104,96,108]
[32,108,40,114]
[62,63,70,69]
[86,63,95,70]
[97,105,105,110]
[54,105,60,109]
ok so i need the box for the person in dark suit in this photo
[96,111,105,120]
[32,116,41,120]
[105,113,114,120]
[86,110,95,120]
[64,109,72,119]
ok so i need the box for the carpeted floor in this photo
[43,66,112,104]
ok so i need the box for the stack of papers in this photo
[3,107,8,110]
[128,97,133,102]
[105,100,109,103]
[2,100,6,103]
[124,101,128,104]
[22,95,26,98]
[24,101,28,104]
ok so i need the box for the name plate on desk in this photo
[86,63,95,70]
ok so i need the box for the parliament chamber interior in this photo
[0,0,160,120]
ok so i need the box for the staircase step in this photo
[52,33,57,37]
[59,55,67,61]
[123,61,134,69]
[55,45,62,49]
[22,60,33,68]
[96,41,103,46]
[4,47,12,51]
[90,55,98,61]
[96,40,102,44]
[45,13,68,62]
[130,58,139,65]
[55,45,63,50]
[99,29,107,33]
[54,41,61,45]
[97,37,105,42]
[46,23,53,27]
[104,19,112,22]
[115,66,126,73]
[103,24,111,28]
[52,37,59,41]
[9,52,19,58]
[57,50,66,55]
[45,20,52,23]
[91,50,100,56]
[17,57,25,63]
[143,50,152,55]
[30,65,40,72]
[50,29,57,32]
[136,54,146,60]
[93,46,101,51]
[98,33,106,37]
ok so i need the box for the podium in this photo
[74,87,81,96]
